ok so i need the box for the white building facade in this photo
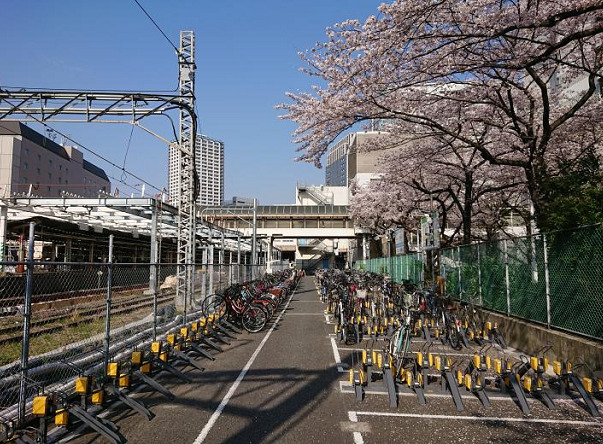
[0,122,110,198]
[168,134,224,207]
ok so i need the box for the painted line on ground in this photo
[330,336,345,373]
[292,300,324,303]
[348,411,364,444]
[340,381,535,403]
[191,278,300,444]
[351,411,603,426]
[285,313,326,316]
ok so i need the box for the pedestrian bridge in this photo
[200,204,359,239]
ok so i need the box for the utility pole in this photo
[175,31,197,311]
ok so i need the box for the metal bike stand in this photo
[382,363,398,408]
[200,336,224,352]
[152,356,193,383]
[133,371,175,400]
[172,350,206,372]
[105,385,154,420]
[189,343,216,360]
[68,404,126,444]
[214,322,237,339]
[220,319,243,334]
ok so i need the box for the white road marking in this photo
[285,313,325,316]
[191,279,300,444]
[330,336,345,373]
[350,411,603,426]
[339,381,547,403]
[347,412,364,444]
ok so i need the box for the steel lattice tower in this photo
[176,31,197,312]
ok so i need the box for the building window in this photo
[23,162,28,170]
[48,173,52,180]
[65,180,68,184]
[24,147,30,156]
[37,154,41,162]
[22,176,28,183]
[58,177,62,184]
[36,168,40,174]
[49,159,52,167]
[59,165,62,171]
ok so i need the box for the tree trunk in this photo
[462,172,473,244]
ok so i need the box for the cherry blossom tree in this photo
[280,0,603,230]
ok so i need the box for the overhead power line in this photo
[132,0,180,56]
[0,102,166,197]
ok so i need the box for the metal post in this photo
[149,205,158,292]
[543,235,551,328]
[150,207,159,340]
[251,198,258,280]
[201,247,207,299]
[104,235,114,377]
[477,243,483,306]
[228,250,233,286]
[504,239,511,316]
[209,244,214,295]
[0,204,7,272]
[268,237,273,274]
[220,232,225,292]
[457,246,461,295]
[237,235,241,284]
[18,222,35,425]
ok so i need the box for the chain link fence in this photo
[0,223,269,429]
[441,224,603,341]
[354,225,602,340]
[354,254,423,284]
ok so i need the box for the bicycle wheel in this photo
[201,294,226,317]
[242,304,268,333]
[258,300,274,319]
[448,329,463,350]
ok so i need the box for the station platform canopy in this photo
[1,197,257,251]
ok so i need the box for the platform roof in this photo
[1,197,259,250]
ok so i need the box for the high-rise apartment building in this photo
[168,134,224,206]
[0,122,110,198]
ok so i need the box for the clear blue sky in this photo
[0,0,383,204]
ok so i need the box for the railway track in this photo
[0,291,175,346]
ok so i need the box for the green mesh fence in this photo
[355,255,423,284]
[480,242,507,312]
[439,224,603,340]
[546,226,603,339]
[355,224,603,340]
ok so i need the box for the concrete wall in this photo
[478,309,603,375]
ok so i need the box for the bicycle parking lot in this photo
[319,270,603,444]
[5,274,602,443]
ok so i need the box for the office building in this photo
[223,196,256,207]
[325,131,389,187]
[0,122,110,198]
[168,134,224,206]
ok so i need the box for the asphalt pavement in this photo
[64,276,603,444]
